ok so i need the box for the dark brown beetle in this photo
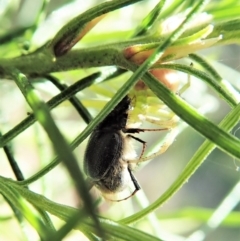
[84,96,167,201]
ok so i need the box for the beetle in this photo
[84,95,168,201]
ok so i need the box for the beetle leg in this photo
[125,128,169,160]
[127,167,141,192]
[137,127,178,163]
[127,134,146,159]
[124,127,168,133]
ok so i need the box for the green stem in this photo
[0,46,121,78]
[0,181,48,239]
[50,0,143,56]
[13,0,211,187]
[133,0,166,37]
[0,68,126,147]
[121,103,240,224]
[140,70,240,159]
[45,75,92,123]
[9,68,103,238]
[0,72,100,147]
[154,63,239,107]
[3,177,163,241]
[0,17,239,79]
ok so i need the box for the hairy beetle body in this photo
[85,130,135,193]
[84,96,141,201]
[84,95,168,201]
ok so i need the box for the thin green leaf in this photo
[173,24,214,46]
[153,63,239,107]
[121,103,240,224]
[50,0,143,56]
[6,178,163,241]
[89,218,164,241]
[45,212,85,241]
[160,207,240,227]
[140,71,240,159]
[45,74,92,123]
[3,197,31,241]
[0,69,125,147]
[0,181,48,239]
[17,0,211,187]
[208,18,240,45]
[9,69,102,237]
[159,0,184,19]
[0,72,99,147]
[33,0,49,31]
[210,7,240,20]
[71,0,210,152]
[185,180,240,240]
[133,0,166,37]
[1,131,25,181]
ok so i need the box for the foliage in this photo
[0,0,240,240]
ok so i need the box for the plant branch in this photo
[0,69,126,147]
[0,18,239,79]
[49,0,143,56]
[121,102,240,224]
[8,68,103,238]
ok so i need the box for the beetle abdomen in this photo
[96,163,125,192]
[84,130,123,180]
